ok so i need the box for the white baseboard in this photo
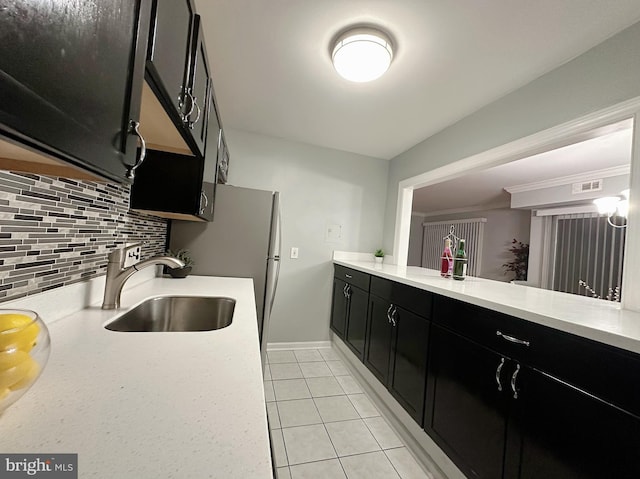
[331,334,466,479]
[266,340,332,351]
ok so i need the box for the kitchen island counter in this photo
[0,276,272,478]
[335,259,640,356]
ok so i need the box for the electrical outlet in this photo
[290,247,299,259]
[123,245,142,268]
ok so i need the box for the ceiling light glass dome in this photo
[332,27,393,83]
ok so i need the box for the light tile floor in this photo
[265,348,434,479]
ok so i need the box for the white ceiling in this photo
[195,0,640,160]
[412,121,633,214]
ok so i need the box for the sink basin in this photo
[105,296,235,332]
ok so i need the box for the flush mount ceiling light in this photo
[332,27,393,83]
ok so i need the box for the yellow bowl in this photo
[0,310,50,413]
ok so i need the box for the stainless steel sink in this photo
[105,296,235,332]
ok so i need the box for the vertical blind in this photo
[421,218,486,276]
[552,213,625,300]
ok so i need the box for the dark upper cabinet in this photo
[131,7,223,219]
[425,324,509,479]
[0,0,151,182]
[130,150,214,221]
[185,15,213,156]
[145,0,195,122]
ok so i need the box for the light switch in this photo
[290,247,299,259]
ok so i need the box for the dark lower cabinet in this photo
[425,325,508,479]
[364,295,394,384]
[330,266,371,358]
[388,305,429,422]
[506,366,640,479]
[330,268,640,479]
[345,286,369,359]
[330,278,348,338]
[330,275,369,360]
[365,293,430,423]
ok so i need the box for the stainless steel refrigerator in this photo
[169,185,280,365]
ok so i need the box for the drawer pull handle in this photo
[496,331,530,347]
[343,284,349,297]
[345,274,353,279]
[345,285,351,299]
[511,363,521,399]
[390,306,397,327]
[495,357,505,392]
[386,304,394,324]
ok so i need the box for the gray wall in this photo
[383,21,640,252]
[410,208,532,281]
[225,129,389,343]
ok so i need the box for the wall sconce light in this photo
[593,189,629,228]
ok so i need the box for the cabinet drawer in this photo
[433,295,640,417]
[370,276,432,318]
[334,265,370,291]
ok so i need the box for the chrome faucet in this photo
[101,243,185,310]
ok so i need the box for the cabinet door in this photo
[146,0,195,119]
[389,306,429,423]
[345,286,369,360]
[130,149,203,218]
[330,278,348,339]
[184,15,212,157]
[505,366,640,479]
[0,0,149,182]
[365,295,394,384]
[425,325,509,479]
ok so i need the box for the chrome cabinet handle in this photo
[386,304,394,323]
[345,274,353,279]
[496,331,530,347]
[179,89,196,122]
[125,120,147,180]
[390,306,397,327]
[188,98,202,129]
[511,363,521,399]
[495,357,505,392]
[199,190,208,215]
[343,284,349,298]
[345,285,351,299]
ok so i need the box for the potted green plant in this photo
[374,249,385,266]
[503,239,529,282]
[165,249,194,278]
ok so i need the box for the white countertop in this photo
[0,276,273,479]
[335,259,640,356]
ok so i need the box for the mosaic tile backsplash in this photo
[0,171,168,303]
